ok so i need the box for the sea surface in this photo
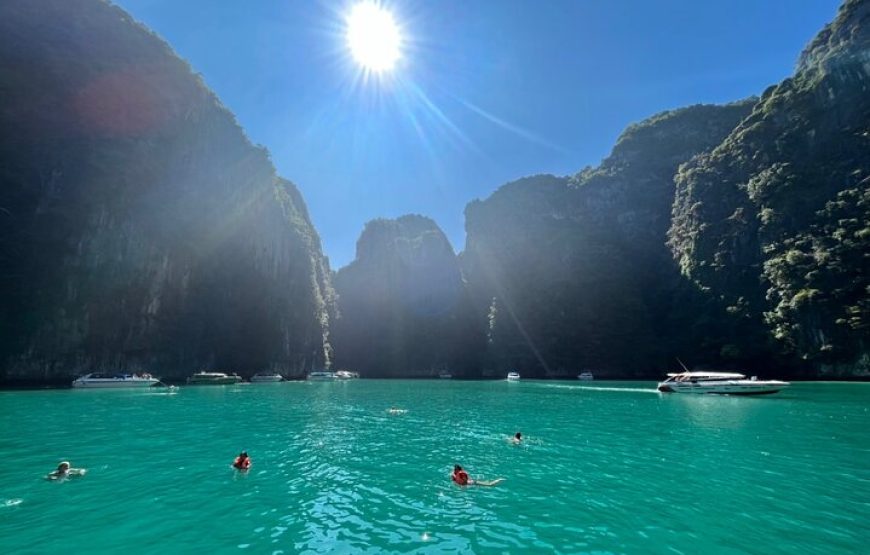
[0,380,867,554]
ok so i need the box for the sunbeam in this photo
[453,96,573,155]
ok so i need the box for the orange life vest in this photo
[452,470,469,485]
[233,457,250,470]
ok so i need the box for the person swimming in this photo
[452,464,471,485]
[512,432,522,444]
[451,464,504,487]
[46,461,86,480]
[232,451,251,471]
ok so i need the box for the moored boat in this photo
[250,372,283,383]
[307,370,336,381]
[657,371,789,395]
[186,372,243,385]
[335,370,359,379]
[438,372,452,379]
[507,371,521,381]
[577,371,594,381]
[72,373,160,388]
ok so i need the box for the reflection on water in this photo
[0,381,867,554]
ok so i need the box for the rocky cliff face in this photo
[2,0,866,382]
[669,0,870,376]
[462,103,754,378]
[332,216,482,377]
[0,0,334,382]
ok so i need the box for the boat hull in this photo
[72,379,159,388]
[657,381,788,395]
[187,376,243,385]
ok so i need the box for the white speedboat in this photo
[657,371,789,395]
[335,370,359,380]
[250,372,283,383]
[186,372,243,385]
[307,371,336,381]
[507,372,521,381]
[438,372,452,379]
[578,372,594,381]
[72,373,160,388]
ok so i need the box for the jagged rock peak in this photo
[597,101,757,172]
[797,0,870,75]
[353,214,455,265]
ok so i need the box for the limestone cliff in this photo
[0,0,334,382]
[333,216,481,377]
[462,103,754,378]
[669,0,870,376]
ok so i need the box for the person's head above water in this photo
[57,461,71,471]
[515,432,522,440]
[454,465,462,473]
[239,451,248,458]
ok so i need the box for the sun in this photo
[346,2,401,73]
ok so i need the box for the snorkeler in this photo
[46,461,86,480]
[451,464,504,487]
[232,451,251,470]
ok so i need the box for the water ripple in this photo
[0,382,867,554]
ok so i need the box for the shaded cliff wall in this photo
[462,103,755,378]
[0,0,334,381]
[333,216,482,377]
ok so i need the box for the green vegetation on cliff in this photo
[0,0,334,381]
[2,0,866,382]
[669,0,870,376]
[332,1,868,380]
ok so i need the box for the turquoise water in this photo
[1,381,867,554]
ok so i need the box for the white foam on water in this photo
[539,384,659,394]
[3,499,23,508]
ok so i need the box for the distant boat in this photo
[657,371,789,395]
[335,370,359,379]
[577,372,594,381]
[438,372,452,379]
[250,372,283,383]
[307,371,336,381]
[507,371,521,381]
[186,372,243,385]
[72,373,160,388]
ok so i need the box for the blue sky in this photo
[114,0,841,268]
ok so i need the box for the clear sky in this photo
[114,0,841,268]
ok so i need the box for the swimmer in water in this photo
[46,461,86,480]
[451,464,504,487]
[232,451,251,471]
[511,432,522,444]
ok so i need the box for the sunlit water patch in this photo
[0,381,867,553]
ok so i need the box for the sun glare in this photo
[346,2,401,73]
